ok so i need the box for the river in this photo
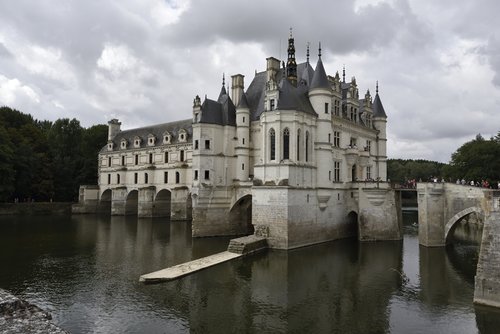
[1,211,499,333]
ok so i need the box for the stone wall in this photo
[0,203,72,216]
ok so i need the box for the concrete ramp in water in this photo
[139,235,267,284]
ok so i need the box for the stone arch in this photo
[99,189,112,213]
[444,206,483,243]
[346,210,359,239]
[153,189,171,218]
[125,190,139,215]
[229,194,253,235]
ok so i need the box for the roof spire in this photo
[286,28,297,86]
[318,42,322,58]
[306,42,310,64]
[376,80,379,94]
[342,65,346,83]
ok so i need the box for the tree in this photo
[445,135,500,182]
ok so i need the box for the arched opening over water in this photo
[229,195,253,235]
[445,208,483,245]
[153,189,171,218]
[99,189,112,214]
[186,193,193,220]
[125,190,138,216]
[346,211,359,239]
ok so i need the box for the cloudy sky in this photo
[1,0,499,162]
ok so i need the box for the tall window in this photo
[328,133,331,143]
[366,140,372,153]
[165,152,169,163]
[121,156,125,166]
[144,173,148,184]
[270,99,275,111]
[334,131,340,147]
[149,153,153,164]
[134,172,138,184]
[108,157,112,166]
[305,131,309,162]
[205,140,210,149]
[107,174,111,184]
[194,170,198,180]
[195,140,199,149]
[270,128,276,161]
[296,129,301,161]
[135,154,139,165]
[367,166,372,180]
[334,161,340,182]
[283,128,290,160]
[175,172,180,184]
[164,171,168,183]
[325,102,329,114]
[180,150,184,162]
[117,174,120,184]
[204,170,210,180]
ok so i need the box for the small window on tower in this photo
[205,140,210,149]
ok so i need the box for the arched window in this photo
[283,128,290,160]
[270,128,276,161]
[296,129,301,161]
[305,131,310,162]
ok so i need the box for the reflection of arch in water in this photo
[229,195,253,235]
[445,207,483,244]
[346,211,359,239]
[125,190,138,215]
[99,189,112,213]
[153,189,171,218]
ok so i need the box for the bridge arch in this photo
[444,206,483,243]
[125,190,139,215]
[99,189,112,213]
[153,189,171,218]
[229,194,253,235]
[346,210,359,239]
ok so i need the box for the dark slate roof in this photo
[299,62,315,86]
[199,90,237,126]
[373,93,387,118]
[245,62,318,120]
[238,92,250,109]
[278,77,317,115]
[102,118,193,152]
[310,57,331,90]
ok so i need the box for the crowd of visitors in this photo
[398,177,500,189]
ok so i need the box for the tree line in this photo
[388,134,500,186]
[0,106,107,202]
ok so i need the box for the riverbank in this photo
[0,289,67,333]
[0,203,73,215]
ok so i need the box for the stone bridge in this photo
[417,183,500,308]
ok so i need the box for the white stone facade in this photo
[91,34,399,249]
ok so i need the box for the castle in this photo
[75,32,401,249]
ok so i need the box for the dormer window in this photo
[178,129,187,143]
[107,141,114,151]
[120,139,128,149]
[163,131,171,144]
[134,136,141,148]
[147,134,156,146]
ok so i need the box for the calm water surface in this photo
[1,212,500,333]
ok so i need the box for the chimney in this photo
[231,74,244,106]
[107,119,121,141]
[266,57,280,83]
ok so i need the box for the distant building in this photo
[76,32,400,249]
